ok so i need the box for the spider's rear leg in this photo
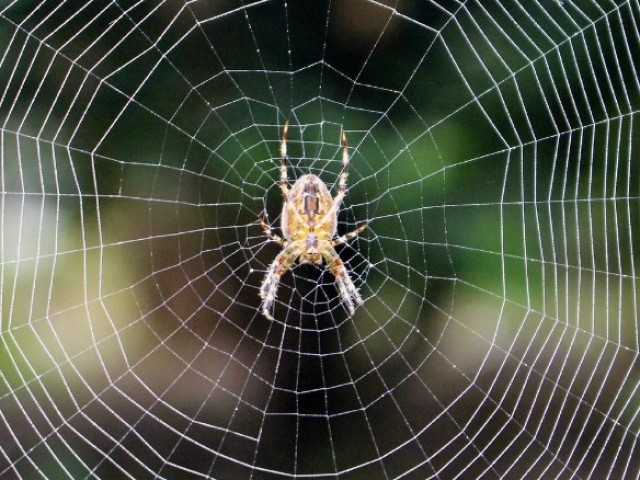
[322,245,363,316]
[260,241,306,320]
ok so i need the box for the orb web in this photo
[0,1,638,479]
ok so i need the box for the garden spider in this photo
[259,123,367,321]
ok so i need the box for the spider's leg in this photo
[260,240,306,320]
[316,128,350,229]
[338,128,350,202]
[279,122,290,196]
[322,243,363,316]
[278,122,305,224]
[260,217,287,247]
[332,222,367,247]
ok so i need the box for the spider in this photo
[259,122,367,321]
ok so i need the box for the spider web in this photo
[0,0,638,479]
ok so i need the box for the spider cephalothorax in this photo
[259,123,367,320]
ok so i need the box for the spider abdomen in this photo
[281,173,337,241]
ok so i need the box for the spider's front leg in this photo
[279,122,305,225]
[317,128,352,230]
[322,244,363,316]
[279,122,290,197]
[260,241,306,320]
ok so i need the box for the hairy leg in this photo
[322,244,363,316]
[278,122,305,225]
[332,222,367,246]
[260,217,287,247]
[260,240,306,320]
[317,128,352,229]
